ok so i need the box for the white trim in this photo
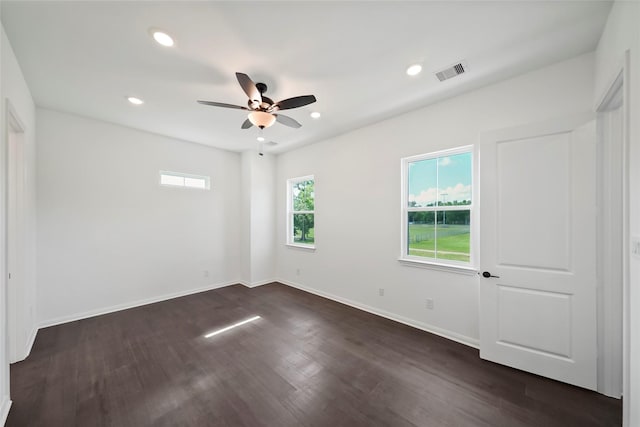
[277,278,479,349]
[593,56,626,113]
[285,243,316,251]
[400,145,476,268]
[25,327,38,358]
[39,280,238,329]
[0,397,12,426]
[5,100,27,365]
[403,145,473,164]
[397,258,478,276]
[621,50,631,427]
[6,100,26,133]
[595,66,625,399]
[11,326,39,364]
[239,279,274,288]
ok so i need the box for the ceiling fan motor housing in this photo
[256,82,268,94]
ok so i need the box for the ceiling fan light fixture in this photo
[406,64,422,76]
[248,111,276,129]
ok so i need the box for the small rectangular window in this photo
[160,171,210,190]
[401,146,474,267]
[287,175,315,248]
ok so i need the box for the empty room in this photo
[0,1,638,426]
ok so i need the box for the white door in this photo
[479,113,597,390]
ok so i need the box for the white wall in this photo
[595,2,640,425]
[276,53,595,347]
[240,150,276,286]
[240,152,252,284]
[1,24,38,422]
[36,109,241,326]
[249,153,276,285]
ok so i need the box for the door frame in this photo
[595,70,624,399]
[594,49,631,420]
[5,100,27,364]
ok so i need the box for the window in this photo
[160,171,210,190]
[401,146,474,268]
[287,175,315,248]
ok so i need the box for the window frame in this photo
[286,175,316,249]
[159,171,210,190]
[399,145,477,274]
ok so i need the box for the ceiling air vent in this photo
[435,61,467,82]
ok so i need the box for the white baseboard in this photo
[35,278,478,351]
[39,280,239,329]
[12,326,39,363]
[0,396,12,426]
[24,326,38,359]
[240,279,275,288]
[277,278,479,349]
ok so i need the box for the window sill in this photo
[398,258,478,276]
[286,243,316,251]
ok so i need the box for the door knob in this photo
[481,271,500,278]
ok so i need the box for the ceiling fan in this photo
[198,72,317,130]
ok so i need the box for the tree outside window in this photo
[288,176,315,247]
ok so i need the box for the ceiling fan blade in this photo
[197,100,248,110]
[275,114,301,128]
[272,95,316,111]
[241,118,253,129]
[236,72,262,103]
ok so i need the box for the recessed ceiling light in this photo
[406,64,422,76]
[310,111,321,119]
[152,30,174,47]
[127,96,144,105]
[257,136,265,142]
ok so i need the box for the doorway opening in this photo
[6,101,27,364]
[595,62,626,401]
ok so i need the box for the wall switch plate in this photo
[379,288,385,297]
[426,298,434,310]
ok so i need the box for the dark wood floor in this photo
[7,283,621,427]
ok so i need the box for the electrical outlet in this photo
[296,268,301,276]
[426,298,434,310]
[203,270,209,278]
[379,288,385,297]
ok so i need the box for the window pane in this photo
[184,177,206,189]
[161,174,184,186]
[437,152,472,206]
[408,158,437,207]
[292,180,314,211]
[407,212,435,257]
[293,213,314,244]
[408,210,470,261]
[436,210,470,262]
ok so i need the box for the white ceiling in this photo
[1,1,612,153]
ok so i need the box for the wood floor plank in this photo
[7,283,621,426]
